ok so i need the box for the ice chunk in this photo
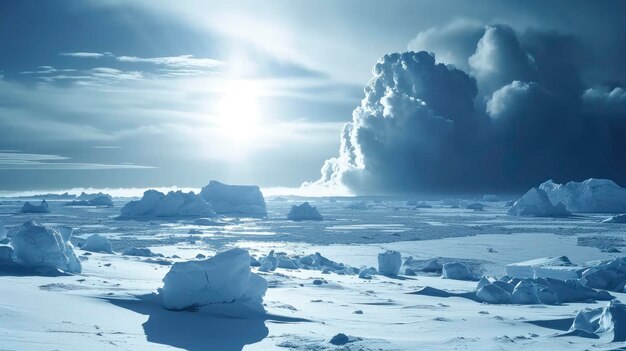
[287,202,323,221]
[329,333,350,345]
[0,245,14,262]
[466,203,484,211]
[595,300,626,341]
[120,190,216,218]
[358,267,377,279]
[476,284,511,304]
[20,200,50,213]
[507,187,570,217]
[377,250,401,276]
[604,214,626,223]
[123,247,160,257]
[580,257,626,291]
[0,220,5,240]
[277,257,299,270]
[200,180,267,217]
[346,201,368,210]
[10,220,81,273]
[64,196,113,207]
[540,178,626,213]
[81,234,114,254]
[442,262,473,280]
[506,256,583,280]
[510,281,540,304]
[160,248,267,311]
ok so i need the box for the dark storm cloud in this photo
[313,24,626,194]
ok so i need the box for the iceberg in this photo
[10,220,81,273]
[287,202,323,221]
[377,250,401,276]
[120,190,216,218]
[20,200,50,213]
[63,196,113,207]
[199,181,266,217]
[540,178,626,213]
[160,248,267,311]
[507,187,571,217]
[81,234,114,254]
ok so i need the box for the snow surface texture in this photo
[161,248,267,311]
[120,190,216,218]
[200,180,267,217]
[540,179,626,213]
[20,200,50,213]
[377,250,401,276]
[287,202,323,221]
[10,220,81,273]
[507,187,571,217]
[81,234,114,254]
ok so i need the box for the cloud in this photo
[116,54,225,69]
[0,151,153,170]
[311,23,626,194]
[60,52,109,58]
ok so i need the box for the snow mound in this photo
[540,178,626,213]
[442,262,474,280]
[604,214,626,223]
[287,202,323,221]
[507,187,571,217]
[20,200,50,213]
[161,248,267,311]
[199,180,266,217]
[10,220,81,273]
[377,250,401,276]
[81,234,114,254]
[120,190,216,218]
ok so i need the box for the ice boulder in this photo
[466,203,484,211]
[81,234,114,254]
[120,190,216,218]
[507,187,570,217]
[123,247,161,257]
[377,250,401,276]
[20,200,50,213]
[160,248,267,311]
[580,257,626,292]
[477,283,511,304]
[442,262,474,280]
[510,281,540,304]
[200,181,266,217]
[287,202,323,221]
[540,178,626,213]
[604,214,626,224]
[10,220,81,273]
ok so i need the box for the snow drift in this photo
[200,181,266,217]
[287,202,323,221]
[10,220,81,273]
[507,187,570,217]
[160,248,267,311]
[20,200,50,214]
[120,190,216,218]
[540,178,626,213]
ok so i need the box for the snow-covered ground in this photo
[1,197,626,350]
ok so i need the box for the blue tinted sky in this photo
[0,1,624,193]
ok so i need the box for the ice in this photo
[20,200,50,213]
[329,333,350,345]
[604,214,626,223]
[476,283,511,304]
[377,250,401,276]
[346,201,368,210]
[120,190,216,218]
[0,220,5,240]
[10,220,81,273]
[507,187,571,217]
[441,262,474,280]
[199,180,267,217]
[63,196,113,207]
[122,247,161,257]
[358,267,377,279]
[81,234,114,254]
[160,248,267,311]
[580,257,626,292]
[287,202,323,221]
[77,192,112,200]
[0,244,14,261]
[506,256,584,280]
[566,301,626,342]
[466,203,484,211]
[510,281,540,304]
[540,178,626,213]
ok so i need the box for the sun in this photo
[216,79,261,140]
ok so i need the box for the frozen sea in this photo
[1,197,626,350]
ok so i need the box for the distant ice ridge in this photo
[7,220,81,274]
[120,190,216,218]
[200,181,267,217]
[540,178,626,213]
[160,248,267,311]
[20,200,50,214]
[63,196,113,207]
[287,202,323,221]
[507,187,571,217]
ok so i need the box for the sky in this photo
[0,1,625,195]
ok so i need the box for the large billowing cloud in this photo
[310,24,626,194]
